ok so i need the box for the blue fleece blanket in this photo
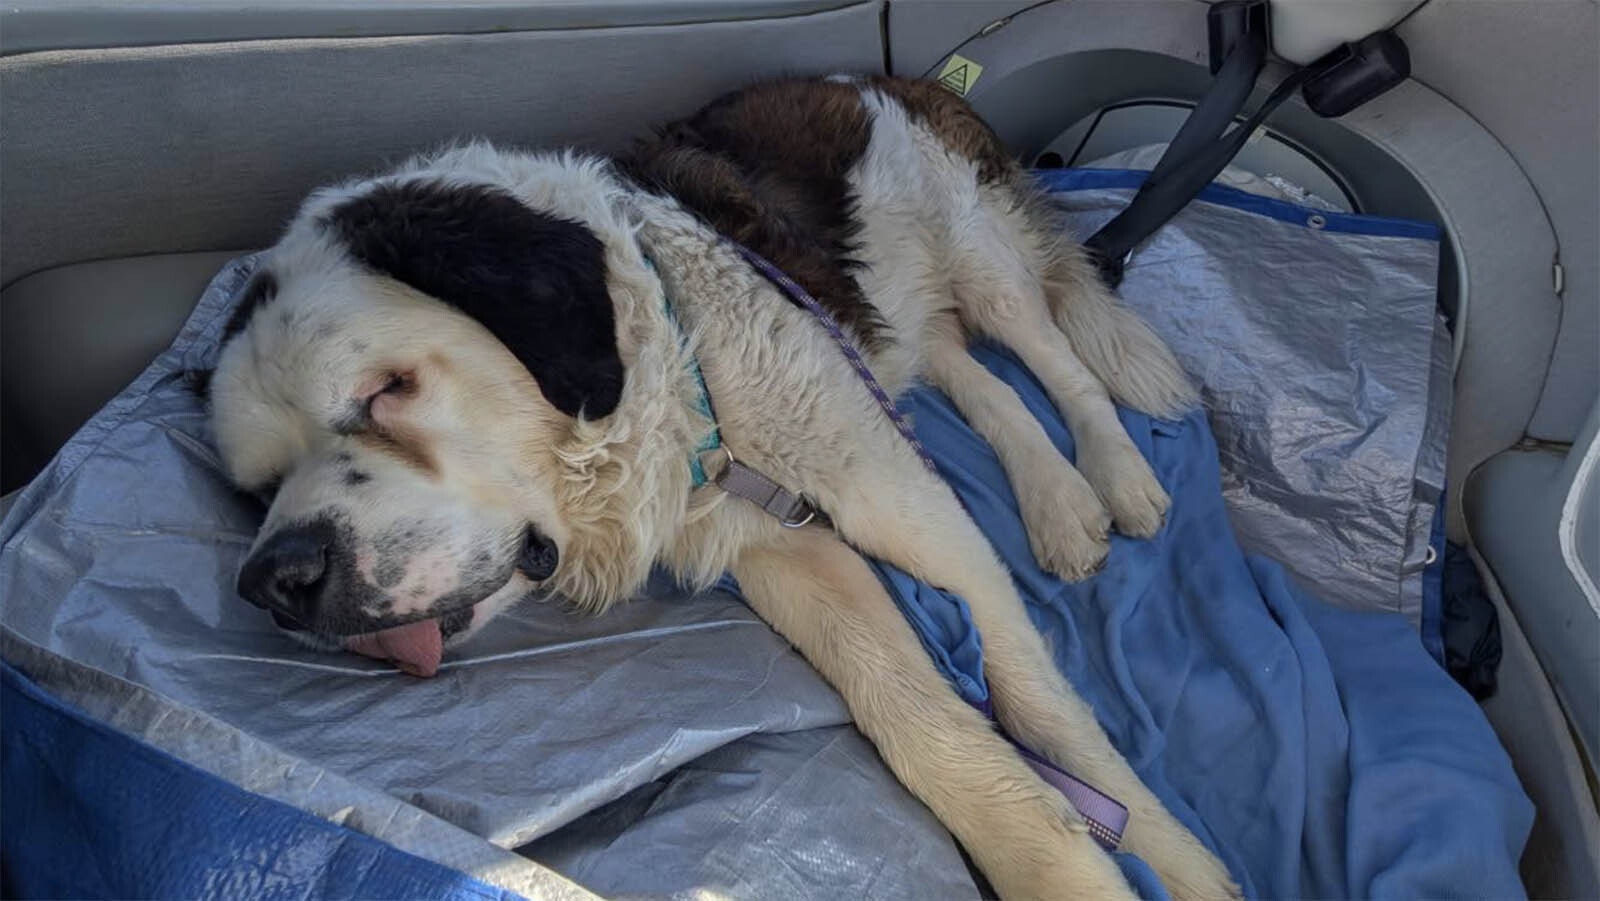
[867,345,1532,900]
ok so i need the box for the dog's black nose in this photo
[238,522,334,625]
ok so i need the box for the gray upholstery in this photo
[1467,409,1600,769]
[1474,542,1600,901]
[1465,398,1600,899]
[885,0,1033,78]
[0,252,243,489]
[1401,1,1599,444]
[0,0,861,55]
[0,3,883,288]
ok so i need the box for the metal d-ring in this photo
[700,445,735,481]
[779,499,818,529]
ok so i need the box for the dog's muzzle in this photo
[239,520,559,677]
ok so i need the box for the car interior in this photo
[2,2,1595,898]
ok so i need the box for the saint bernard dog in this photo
[208,75,1236,899]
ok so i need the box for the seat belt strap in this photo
[1147,12,1269,186]
[1083,0,1281,287]
[1083,1,1411,289]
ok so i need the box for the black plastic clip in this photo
[1301,30,1412,118]
[1207,0,1271,75]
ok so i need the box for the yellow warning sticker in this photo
[936,54,984,97]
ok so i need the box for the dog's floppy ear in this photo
[323,179,624,418]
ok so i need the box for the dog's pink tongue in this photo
[345,620,443,678]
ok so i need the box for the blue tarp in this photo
[1,662,521,901]
[862,343,1533,900]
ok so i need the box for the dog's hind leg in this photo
[1030,208,1198,422]
[946,188,1173,539]
[732,526,1136,901]
[824,466,1238,901]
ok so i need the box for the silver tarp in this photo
[1057,160,1449,621]
[0,169,1447,898]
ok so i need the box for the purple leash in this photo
[728,239,1130,851]
[977,696,1130,851]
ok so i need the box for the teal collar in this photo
[647,253,723,488]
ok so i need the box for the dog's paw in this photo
[1148,842,1242,901]
[1015,456,1111,580]
[1133,817,1241,901]
[1077,433,1169,538]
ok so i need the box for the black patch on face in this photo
[191,268,280,400]
[343,470,371,486]
[618,79,890,351]
[220,269,278,346]
[321,179,624,419]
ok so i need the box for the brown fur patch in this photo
[618,79,889,351]
[356,424,437,477]
[866,76,1017,184]
[342,366,435,475]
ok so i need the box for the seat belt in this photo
[1083,0,1410,288]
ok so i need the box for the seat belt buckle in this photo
[1207,0,1272,74]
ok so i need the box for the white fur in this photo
[213,93,1234,899]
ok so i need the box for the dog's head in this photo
[210,151,643,676]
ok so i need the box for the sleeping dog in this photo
[209,76,1236,899]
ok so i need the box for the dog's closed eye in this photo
[367,370,413,402]
[364,370,418,422]
[335,370,419,436]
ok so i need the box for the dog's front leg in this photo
[733,526,1136,901]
